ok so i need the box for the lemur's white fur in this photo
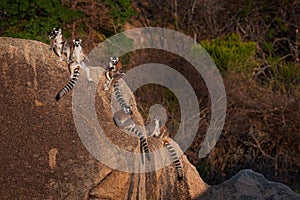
[48,28,57,51]
[104,57,125,90]
[152,118,161,137]
[152,118,169,143]
[69,39,93,82]
[49,28,71,62]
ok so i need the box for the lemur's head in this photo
[48,28,60,39]
[110,57,119,65]
[73,39,82,47]
[123,106,132,115]
[48,32,55,40]
[53,28,62,36]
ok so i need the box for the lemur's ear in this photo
[79,39,82,43]
[58,28,62,33]
[110,57,113,60]
[73,39,75,44]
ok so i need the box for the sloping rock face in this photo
[1,37,299,200]
[0,37,208,199]
[197,169,300,200]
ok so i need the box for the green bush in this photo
[0,0,82,42]
[198,33,257,74]
[104,0,136,31]
[266,57,300,95]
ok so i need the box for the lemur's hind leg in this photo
[53,46,63,62]
[63,43,71,62]
[104,79,113,91]
[104,72,125,91]
[81,62,93,82]
[68,62,79,79]
[104,71,113,90]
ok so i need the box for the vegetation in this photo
[199,33,257,74]
[0,0,82,42]
[104,0,136,32]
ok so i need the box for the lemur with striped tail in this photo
[152,118,183,180]
[48,28,57,51]
[113,111,150,161]
[112,80,149,161]
[55,66,80,101]
[104,57,125,90]
[48,28,71,62]
[69,39,93,82]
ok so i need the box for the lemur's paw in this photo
[103,84,109,91]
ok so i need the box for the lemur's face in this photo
[48,28,59,39]
[123,106,132,115]
[110,57,119,65]
[48,32,56,40]
[73,39,82,47]
[53,28,61,36]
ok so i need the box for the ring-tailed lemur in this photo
[48,28,58,51]
[112,82,149,161]
[104,57,125,90]
[48,28,71,62]
[113,110,150,161]
[113,81,131,113]
[69,39,93,82]
[55,66,80,101]
[152,119,183,180]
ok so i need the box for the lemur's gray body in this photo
[69,39,93,82]
[48,28,71,62]
[113,107,133,128]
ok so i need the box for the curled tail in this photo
[55,68,80,101]
[125,126,150,160]
[165,142,183,180]
[114,81,131,113]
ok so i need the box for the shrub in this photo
[0,0,82,42]
[104,0,136,32]
[198,33,257,74]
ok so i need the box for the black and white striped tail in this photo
[55,68,80,101]
[125,126,150,160]
[165,142,183,180]
[114,81,131,112]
